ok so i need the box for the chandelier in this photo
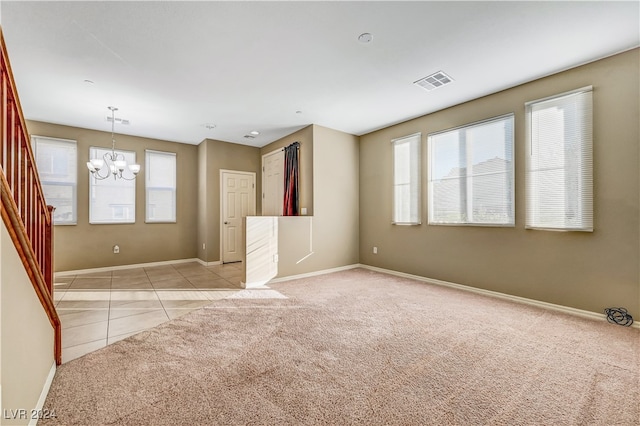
[86,106,140,180]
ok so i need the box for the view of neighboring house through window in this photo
[392,133,421,225]
[146,150,176,222]
[525,87,593,231]
[32,136,77,225]
[428,114,514,226]
[89,147,136,224]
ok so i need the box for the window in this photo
[526,87,593,231]
[145,150,176,222]
[392,133,421,224]
[89,147,136,224]
[428,114,514,226]
[31,136,77,225]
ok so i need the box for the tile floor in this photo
[54,261,244,363]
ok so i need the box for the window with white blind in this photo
[89,147,136,224]
[525,87,593,231]
[32,136,77,225]
[146,150,176,223]
[392,133,421,225]
[428,114,514,226]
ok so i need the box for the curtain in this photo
[283,142,300,216]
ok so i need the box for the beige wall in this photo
[260,125,314,215]
[26,121,199,272]
[276,125,359,277]
[198,138,261,263]
[1,220,55,425]
[359,49,640,315]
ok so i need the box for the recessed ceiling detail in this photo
[414,71,454,92]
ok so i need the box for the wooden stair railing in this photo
[0,29,61,366]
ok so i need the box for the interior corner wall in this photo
[25,121,199,272]
[1,220,54,426]
[276,125,359,277]
[260,125,314,215]
[201,138,261,263]
[359,48,640,316]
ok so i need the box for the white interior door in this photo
[262,149,284,216]
[221,171,256,263]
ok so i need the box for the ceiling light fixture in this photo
[86,106,140,180]
[250,130,260,135]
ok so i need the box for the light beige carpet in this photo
[41,268,639,425]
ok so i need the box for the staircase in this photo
[0,30,61,365]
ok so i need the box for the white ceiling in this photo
[1,1,639,147]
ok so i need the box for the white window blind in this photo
[32,136,77,225]
[146,150,176,223]
[428,114,514,226]
[89,147,136,224]
[392,133,421,225]
[526,87,593,231]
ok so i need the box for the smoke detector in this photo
[414,71,454,92]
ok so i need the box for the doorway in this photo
[220,170,256,263]
[262,149,284,216]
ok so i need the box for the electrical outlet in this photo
[113,245,120,254]
[373,246,378,254]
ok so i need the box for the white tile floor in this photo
[54,262,243,363]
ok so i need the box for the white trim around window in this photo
[428,113,515,227]
[145,149,177,223]
[392,133,422,225]
[525,86,593,231]
[31,135,78,225]
[89,147,136,224]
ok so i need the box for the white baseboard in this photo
[55,258,204,277]
[359,264,639,329]
[29,361,56,426]
[270,263,360,283]
[195,259,222,267]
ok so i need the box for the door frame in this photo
[261,148,284,216]
[219,169,256,264]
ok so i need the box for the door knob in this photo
[224,221,229,225]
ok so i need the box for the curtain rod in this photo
[280,141,300,151]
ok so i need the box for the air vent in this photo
[414,71,454,92]
[243,134,256,139]
[107,116,130,125]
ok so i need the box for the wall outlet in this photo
[113,245,120,254]
[301,207,307,215]
[373,246,378,254]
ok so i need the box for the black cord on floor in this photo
[604,307,633,327]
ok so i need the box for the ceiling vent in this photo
[243,134,256,139]
[414,71,454,92]
[107,116,130,125]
